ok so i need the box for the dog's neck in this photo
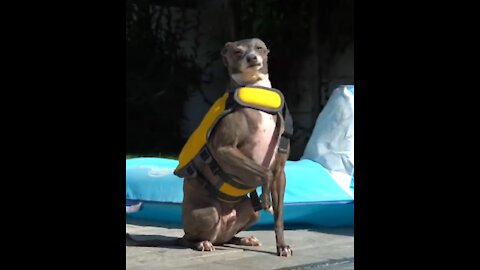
[229,73,272,91]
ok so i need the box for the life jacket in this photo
[174,86,293,205]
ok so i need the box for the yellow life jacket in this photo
[174,86,292,204]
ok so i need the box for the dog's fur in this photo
[179,38,292,257]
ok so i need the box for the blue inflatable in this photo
[126,85,354,228]
[126,157,354,227]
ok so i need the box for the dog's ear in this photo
[221,42,232,66]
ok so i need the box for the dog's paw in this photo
[260,193,272,211]
[277,245,293,257]
[228,236,261,246]
[260,201,272,212]
[196,240,215,252]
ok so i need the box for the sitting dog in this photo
[175,38,293,257]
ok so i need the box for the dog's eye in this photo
[256,46,263,51]
[234,51,243,56]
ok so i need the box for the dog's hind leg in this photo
[179,237,216,251]
[181,201,221,251]
[227,235,261,246]
[226,198,261,246]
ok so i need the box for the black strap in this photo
[249,190,262,212]
[180,147,250,203]
[199,148,262,207]
[279,102,293,153]
[194,169,243,203]
[283,102,294,138]
[199,148,253,190]
[174,163,197,178]
[278,136,290,154]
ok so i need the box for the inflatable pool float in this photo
[126,85,354,228]
[126,157,354,227]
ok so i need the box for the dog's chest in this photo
[250,111,278,168]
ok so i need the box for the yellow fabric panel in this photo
[219,183,256,197]
[175,92,229,172]
[175,86,283,179]
[237,87,282,110]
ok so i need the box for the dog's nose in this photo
[246,54,258,64]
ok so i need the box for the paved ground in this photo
[126,221,354,270]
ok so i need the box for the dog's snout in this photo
[246,54,258,64]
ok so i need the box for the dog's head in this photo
[221,38,270,86]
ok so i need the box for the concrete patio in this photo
[126,221,354,270]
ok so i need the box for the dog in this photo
[178,38,293,257]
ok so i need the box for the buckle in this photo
[278,136,290,153]
[199,148,213,163]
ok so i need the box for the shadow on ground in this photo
[127,218,353,238]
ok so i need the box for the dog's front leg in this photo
[215,145,272,200]
[271,153,293,257]
[215,146,272,187]
[261,180,273,212]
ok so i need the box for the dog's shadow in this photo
[126,233,277,255]
[126,233,185,249]
[222,244,277,256]
[250,224,354,237]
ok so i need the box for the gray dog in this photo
[177,38,293,257]
[127,38,293,257]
